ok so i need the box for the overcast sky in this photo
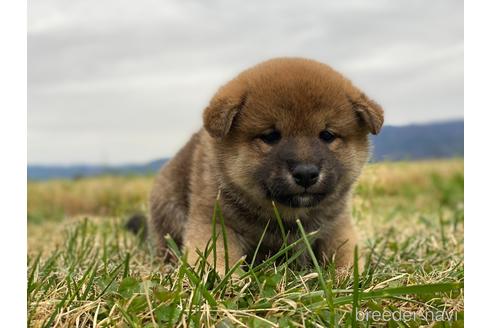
[28,0,463,165]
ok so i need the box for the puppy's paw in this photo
[214,256,247,279]
[334,258,365,284]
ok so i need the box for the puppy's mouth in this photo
[269,191,327,208]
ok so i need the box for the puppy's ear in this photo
[203,82,247,138]
[348,90,384,135]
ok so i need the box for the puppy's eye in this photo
[319,130,336,143]
[259,130,281,145]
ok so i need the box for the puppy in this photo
[149,58,383,273]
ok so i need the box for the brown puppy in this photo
[149,58,383,273]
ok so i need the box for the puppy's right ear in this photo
[203,82,247,139]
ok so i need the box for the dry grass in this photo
[28,176,154,222]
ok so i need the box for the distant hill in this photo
[370,120,463,161]
[28,120,463,180]
[27,159,167,181]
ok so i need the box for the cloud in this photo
[28,0,463,164]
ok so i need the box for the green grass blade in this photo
[334,282,463,306]
[296,219,334,326]
[272,201,287,245]
[216,195,230,273]
[351,246,359,327]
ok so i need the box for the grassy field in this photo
[27,159,464,327]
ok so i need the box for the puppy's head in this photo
[204,58,384,210]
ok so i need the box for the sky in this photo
[28,0,463,165]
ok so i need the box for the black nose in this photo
[292,164,320,188]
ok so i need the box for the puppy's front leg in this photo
[182,220,244,275]
[316,217,362,272]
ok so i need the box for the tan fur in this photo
[149,58,384,274]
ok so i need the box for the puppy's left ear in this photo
[348,91,384,135]
[203,82,247,139]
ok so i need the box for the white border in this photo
[0,0,27,322]
[465,0,492,326]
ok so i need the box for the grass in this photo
[27,159,464,327]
